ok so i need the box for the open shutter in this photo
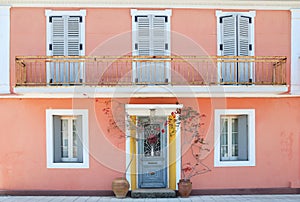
[136,16,150,56]
[53,115,62,163]
[220,15,237,56]
[153,16,167,56]
[76,116,83,163]
[237,115,248,161]
[51,16,65,56]
[67,16,81,56]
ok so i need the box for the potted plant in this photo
[111,154,132,198]
[172,106,211,197]
[101,100,132,198]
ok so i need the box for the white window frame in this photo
[214,109,255,167]
[0,6,11,94]
[46,109,89,168]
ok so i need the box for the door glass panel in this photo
[144,124,161,157]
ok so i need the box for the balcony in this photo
[14,55,287,97]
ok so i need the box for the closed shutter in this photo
[51,16,65,56]
[238,16,251,56]
[134,15,169,83]
[67,16,81,56]
[237,115,248,161]
[53,115,62,163]
[48,15,83,83]
[136,16,150,56]
[220,15,237,56]
[219,14,253,83]
[153,16,167,56]
[238,16,252,82]
[219,15,237,83]
[135,15,168,56]
[49,16,81,56]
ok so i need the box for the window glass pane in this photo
[232,118,238,157]
[61,119,69,158]
[220,118,228,159]
[72,119,78,158]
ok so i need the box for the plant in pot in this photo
[101,100,132,198]
[172,106,211,197]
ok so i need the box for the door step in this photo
[131,188,176,198]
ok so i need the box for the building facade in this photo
[0,0,300,195]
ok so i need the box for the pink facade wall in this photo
[0,97,299,190]
[10,8,291,87]
[3,7,297,191]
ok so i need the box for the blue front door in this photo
[138,117,168,188]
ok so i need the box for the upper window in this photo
[131,9,172,84]
[216,11,256,83]
[45,10,86,84]
[46,109,89,168]
[216,11,255,57]
[131,9,171,57]
[214,109,255,167]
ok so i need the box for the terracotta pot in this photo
[178,179,192,197]
[112,177,130,198]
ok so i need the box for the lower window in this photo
[214,109,255,167]
[46,109,89,168]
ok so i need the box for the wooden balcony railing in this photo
[15,55,287,87]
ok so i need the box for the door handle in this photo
[148,162,158,164]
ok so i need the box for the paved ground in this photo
[0,195,300,202]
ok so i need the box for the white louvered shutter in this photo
[238,16,251,56]
[238,15,252,82]
[134,14,169,83]
[136,16,150,56]
[50,16,81,56]
[67,16,81,56]
[153,16,167,56]
[220,15,237,82]
[49,15,83,83]
[51,16,65,56]
[237,115,248,161]
[220,15,237,56]
[53,115,62,162]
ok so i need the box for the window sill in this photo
[214,160,255,167]
[47,162,89,169]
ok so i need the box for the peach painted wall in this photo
[10,8,291,87]
[0,97,299,190]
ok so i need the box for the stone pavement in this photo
[0,195,300,202]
